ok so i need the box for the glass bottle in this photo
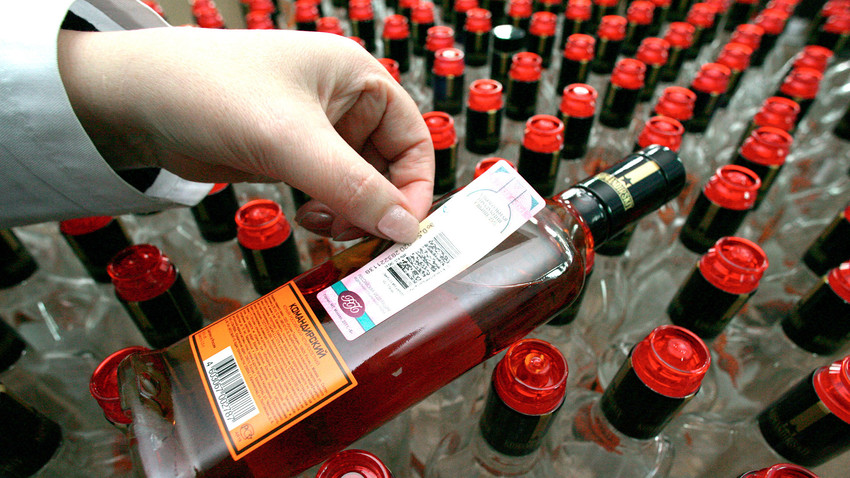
[560,0,592,49]
[295,1,319,31]
[424,339,567,478]
[102,147,685,477]
[685,2,719,59]
[527,11,558,68]
[59,216,132,284]
[505,52,544,121]
[507,0,533,34]
[349,0,377,53]
[558,83,597,164]
[599,58,647,129]
[383,15,412,74]
[724,0,761,32]
[729,126,794,209]
[424,26,455,87]
[716,42,755,108]
[424,111,459,196]
[464,8,493,67]
[315,449,394,478]
[432,48,466,115]
[775,67,823,123]
[236,199,302,295]
[588,0,619,33]
[490,25,526,88]
[453,0,479,44]
[636,37,671,103]
[517,114,565,196]
[801,204,850,276]
[659,21,696,83]
[752,8,791,67]
[465,79,504,156]
[647,0,671,37]
[622,1,656,55]
[591,15,628,74]
[411,2,436,57]
[190,183,240,244]
[557,33,596,95]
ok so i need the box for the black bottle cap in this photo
[493,24,526,52]
[0,320,25,374]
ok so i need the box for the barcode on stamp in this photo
[386,232,460,289]
[203,346,259,430]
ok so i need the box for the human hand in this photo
[57,27,434,243]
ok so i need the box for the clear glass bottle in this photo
[236,199,302,295]
[59,216,132,284]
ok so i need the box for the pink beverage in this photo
[316,449,394,478]
[98,148,684,477]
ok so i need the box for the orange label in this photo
[191,282,356,460]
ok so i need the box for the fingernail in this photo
[334,227,367,242]
[377,205,420,243]
[296,212,334,233]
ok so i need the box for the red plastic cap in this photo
[509,0,533,18]
[90,346,150,425]
[247,0,275,14]
[566,0,592,21]
[628,1,655,25]
[828,261,850,303]
[691,62,731,94]
[492,339,568,415]
[195,7,225,28]
[349,36,367,48]
[611,58,646,90]
[454,0,479,13]
[433,47,465,76]
[235,200,292,251]
[246,11,274,29]
[734,0,760,4]
[560,83,598,118]
[664,22,696,49]
[475,158,516,178]
[509,52,543,82]
[793,45,834,73]
[825,13,850,34]
[295,1,319,22]
[730,24,765,51]
[717,42,754,72]
[743,464,819,477]
[638,116,685,151]
[348,0,374,21]
[631,325,711,398]
[412,2,436,24]
[740,126,793,166]
[594,0,620,6]
[316,449,393,478]
[699,236,769,294]
[781,67,824,100]
[649,0,672,7]
[141,0,165,16]
[378,58,401,82]
[755,9,790,35]
[845,204,850,223]
[522,114,565,153]
[426,26,455,52]
[400,0,418,8]
[108,244,177,302]
[563,34,596,61]
[468,79,504,111]
[598,15,627,40]
[424,111,457,150]
[703,164,762,210]
[655,86,697,121]
[704,0,728,13]
[465,8,492,33]
[540,0,563,5]
[766,0,798,15]
[813,354,850,424]
[530,11,558,36]
[636,37,670,66]
[383,14,410,39]
[317,17,344,35]
[60,216,114,236]
[686,3,717,28]
[754,97,800,132]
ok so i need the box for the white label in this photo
[317,161,546,340]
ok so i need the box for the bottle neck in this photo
[573,397,665,455]
[473,418,542,475]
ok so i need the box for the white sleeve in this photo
[0,0,212,229]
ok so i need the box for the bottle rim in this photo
[813,354,850,425]
[509,51,543,82]
[686,3,716,28]
[433,47,465,76]
[317,17,344,35]
[611,58,646,90]
[465,8,492,33]
[315,449,393,478]
[664,22,696,48]
[90,346,151,425]
[636,37,670,66]
[378,58,401,82]
[522,114,565,153]
[631,325,710,398]
[382,14,410,39]
[742,463,819,477]
[563,34,596,61]
[740,126,793,166]
[780,67,823,100]
[492,338,568,415]
[698,236,769,295]
[530,11,558,36]
[828,261,850,303]
[755,8,790,35]
[703,164,762,210]
[423,111,457,149]
[108,244,177,302]
[59,216,114,236]
[627,1,655,25]
[474,157,515,178]
[597,15,627,41]
[508,0,533,17]
[411,1,436,24]
[560,83,597,118]
[654,86,696,121]
[638,116,684,151]
[717,42,754,71]
[566,0,592,20]
[468,79,504,112]
[235,199,292,250]
[426,25,455,51]
[754,97,800,131]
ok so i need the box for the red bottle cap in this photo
[822,0,850,18]
[742,464,819,478]
[383,14,410,40]
[754,97,800,132]
[423,111,457,150]
[247,0,275,13]
[566,0,592,21]
[686,3,717,28]
[702,164,762,210]
[522,114,565,153]
[628,1,655,25]
[540,0,563,5]
[235,200,292,251]
[195,6,225,28]
[563,33,596,61]
[664,22,696,49]
[813,354,850,424]
[475,158,516,178]
[90,346,150,425]
[781,67,824,100]
[766,0,798,15]
[492,339,568,415]
[141,0,165,17]
[716,42,754,72]
[734,0,760,4]
[108,244,177,302]
[316,449,393,478]
[426,26,455,53]
[828,261,850,303]
[509,51,543,82]
[246,11,274,29]
[378,58,401,82]
[655,86,697,121]
[730,24,764,52]
[317,17,344,35]
[60,216,114,236]
[348,0,374,21]
[597,15,627,41]
[740,126,793,166]
[704,0,727,13]
[433,47,465,76]
[631,325,711,398]
[610,58,646,90]
[755,9,790,35]
[400,0,418,9]
[349,36,367,48]
[465,8,492,33]
[530,11,558,36]
[793,45,834,73]
[594,0,620,6]
[295,1,319,22]
[636,37,671,66]
[560,83,597,118]
[825,13,850,34]
[691,62,731,94]
[509,0,533,18]
[192,0,212,12]
[468,79,504,112]
[649,0,672,7]
[454,0,479,14]
[699,236,769,294]
[412,2,436,24]
[638,116,685,151]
